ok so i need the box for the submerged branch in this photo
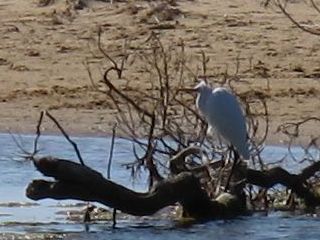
[27,157,244,220]
[246,162,320,206]
[26,155,320,222]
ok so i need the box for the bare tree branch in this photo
[45,111,85,166]
[276,0,320,35]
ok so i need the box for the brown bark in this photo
[26,157,320,221]
[27,157,243,220]
[246,163,320,206]
[169,146,320,207]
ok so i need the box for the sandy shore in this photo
[0,0,319,145]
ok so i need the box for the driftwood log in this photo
[26,157,246,220]
[26,157,320,221]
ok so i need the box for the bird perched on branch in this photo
[182,80,250,160]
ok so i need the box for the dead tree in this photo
[26,149,320,221]
[25,31,320,221]
[27,157,241,220]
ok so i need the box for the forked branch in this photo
[27,157,236,220]
[26,153,320,222]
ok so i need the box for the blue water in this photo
[0,133,319,239]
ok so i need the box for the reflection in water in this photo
[0,133,319,239]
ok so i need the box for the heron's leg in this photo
[224,147,239,192]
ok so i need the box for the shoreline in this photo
[0,0,318,150]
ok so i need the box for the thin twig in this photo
[107,123,117,179]
[33,111,45,156]
[106,123,117,228]
[83,59,99,91]
[9,131,31,158]
[277,117,320,138]
[276,0,320,35]
[112,209,117,228]
[103,67,153,119]
[45,111,85,166]
[97,26,119,67]
[310,0,320,14]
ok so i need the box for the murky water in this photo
[0,133,319,239]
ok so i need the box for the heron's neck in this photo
[196,87,212,113]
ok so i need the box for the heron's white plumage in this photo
[195,81,250,159]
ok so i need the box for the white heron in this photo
[195,80,250,160]
[183,80,250,160]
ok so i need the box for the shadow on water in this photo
[1,133,320,239]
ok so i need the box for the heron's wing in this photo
[205,88,250,159]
